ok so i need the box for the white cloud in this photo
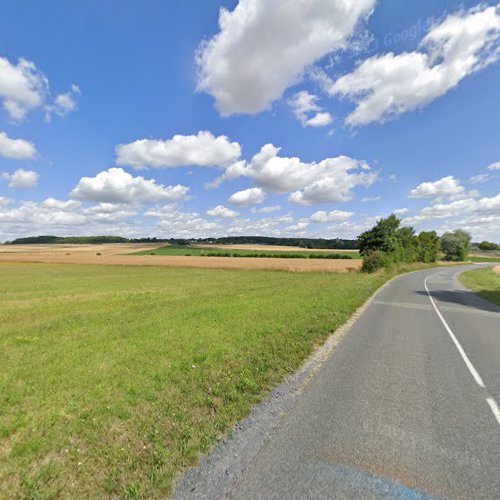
[326,4,500,126]
[288,91,333,128]
[115,131,241,169]
[403,193,500,226]
[0,198,141,241]
[0,55,79,121]
[469,173,491,184]
[0,56,47,120]
[0,132,37,159]
[45,84,81,120]
[196,0,375,115]
[250,205,281,214]
[71,167,190,204]
[361,196,381,202]
[394,208,409,215]
[310,210,354,223]
[229,187,265,206]
[285,221,310,233]
[237,144,376,205]
[305,112,333,127]
[0,196,12,206]
[207,205,240,218]
[153,210,221,238]
[487,161,500,171]
[2,168,39,188]
[409,176,466,200]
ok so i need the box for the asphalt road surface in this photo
[178,265,500,499]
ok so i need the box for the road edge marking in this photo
[424,275,486,388]
[424,273,500,428]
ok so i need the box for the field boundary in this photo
[173,268,430,498]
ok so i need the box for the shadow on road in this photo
[415,289,500,313]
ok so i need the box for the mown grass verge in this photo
[460,267,500,306]
[134,245,357,259]
[1,262,384,498]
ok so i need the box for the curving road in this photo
[177,265,500,499]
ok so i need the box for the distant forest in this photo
[5,235,359,249]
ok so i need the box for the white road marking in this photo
[486,398,500,426]
[424,275,485,388]
[424,274,500,427]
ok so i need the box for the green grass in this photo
[460,267,500,306]
[466,256,500,263]
[134,245,358,259]
[0,262,385,498]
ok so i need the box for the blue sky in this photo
[0,0,499,242]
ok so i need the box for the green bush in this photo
[361,251,389,273]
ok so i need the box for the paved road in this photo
[178,265,500,499]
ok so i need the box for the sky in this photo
[0,0,499,242]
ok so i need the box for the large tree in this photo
[357,214,402,257]
[417,231,441,263]
[441,230,471,261]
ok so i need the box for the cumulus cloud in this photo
[0,132,37,159]
[145,209,221,238]
[310,210,354,223]
[207,205,240,218]
[403,194,500,234]
[409,176,466,200]
[325,4,500,126]
[288,91,333,128]
[238,144,376,205]
[45,84,81,121]
[115,131,241,169]
[488,161,500,171]
[2,168,39,188]
[0,198,140,241]
[0,55,79,121]
[229,187,266,206]
[71,167,190,204]
[0,196,12,206]
[196,0,375,115]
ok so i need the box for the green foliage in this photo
[361,251,390,273]
[441,230,471,261]
[358,214,402,257]
[478,241,499,251]
[135,246,356,259]
[417,231,441,263]
[358,216,447,267]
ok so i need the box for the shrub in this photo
[361,251,389,273]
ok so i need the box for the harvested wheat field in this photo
[0,244,362,272]
[193,244,359,253]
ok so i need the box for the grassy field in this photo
[466,256,500,263]
[460,267,500,306]
[134,245,357,259]
[0,262,386,498]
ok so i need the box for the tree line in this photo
[358,214,474,272]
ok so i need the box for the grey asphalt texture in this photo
[176,265,500,499]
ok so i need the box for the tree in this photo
[441,230,471,261]
[478,241,498,251]
[417,231,441,263]
[357,214,402,257]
